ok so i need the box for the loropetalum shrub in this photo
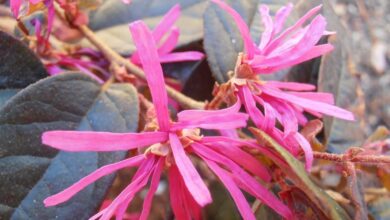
[5,1,360,220]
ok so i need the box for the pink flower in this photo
[46,48,110,83]
[212,1,355,170]
[212,0,334,74]
[42,20,290,220]
[129,4,205,65]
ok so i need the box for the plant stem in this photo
[56,6,205,110]
[313,151,390,163]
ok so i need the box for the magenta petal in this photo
[238,86,266,130]
[169,133,212,206]
[129,21,171,131]
[152,4,181,42]
[178,100,241,121]
[263,4,322,55]
[204,160,256,220]
[233,174,292,219]
[158,27,180,54]
[294,132,313,171]
[288,91,335,104]
[158,52,205,63]
[273,3,293,35]
[259,15,327,66]
[172,113,248,130]
[139,158,164,220]
[174,100,247,130]
[212,0,256,59]
[42,131,167,151]
[258,5,274,51]
[195,144,290,219]
[206,142,271,181]
[266,81,316,91]
[99,158,156,220]
[261,86,355,120]
[169,166,192,220]
[44,155,145,207]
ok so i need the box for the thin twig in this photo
[55,5,205,110]
[313,151,390,164]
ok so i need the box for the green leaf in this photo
[250,127,352,220]
[0,73,139,219]
[0,30,48,109]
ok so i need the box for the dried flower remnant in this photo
[211,0,354,170]
[42,20,291,219]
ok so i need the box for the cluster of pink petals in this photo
[42,20,292,219]
[46,48,110,84]
[212,0,334,74]
[212,0,355,170]
[129,4,205,65]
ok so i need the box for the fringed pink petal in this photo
[178,100,241,121]
[44,155,145,207]
[294,132,313,171]
[169,133,212,206]
[288,91,335,104]
[265,81,316,91]
[158,27,180,54]
[273,3,293,35]
[203,160,256,220]
[238,86,266,130]
[169,165,192,220]
[152,4,181,42]
[252,44,334,73]
[205,142,271,181]
[233,174,292,219]
[263,4,323,55]
[158,52,205,63]
[257,15,327,66]
[183,185,203,220]
[195,144,291,219]
[258,5,274,51]
[212,0,256,59]
[115,156,159,220]
[42,131,167,151]
[172,113,248,130]
[99,158,156,220]
[129,21,171,131]
[260,95,299,137]
[253,96,277,132]
[139,158,164,220]
[261,85,355,120]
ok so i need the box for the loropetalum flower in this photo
[129,4,205,65]
[42,20,292,219]
[211,0,355,170]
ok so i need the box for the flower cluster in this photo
[211,0,354,170]
[40,1,354,220]
[42,18,291,219]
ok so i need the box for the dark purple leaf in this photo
[0,73,139,219]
